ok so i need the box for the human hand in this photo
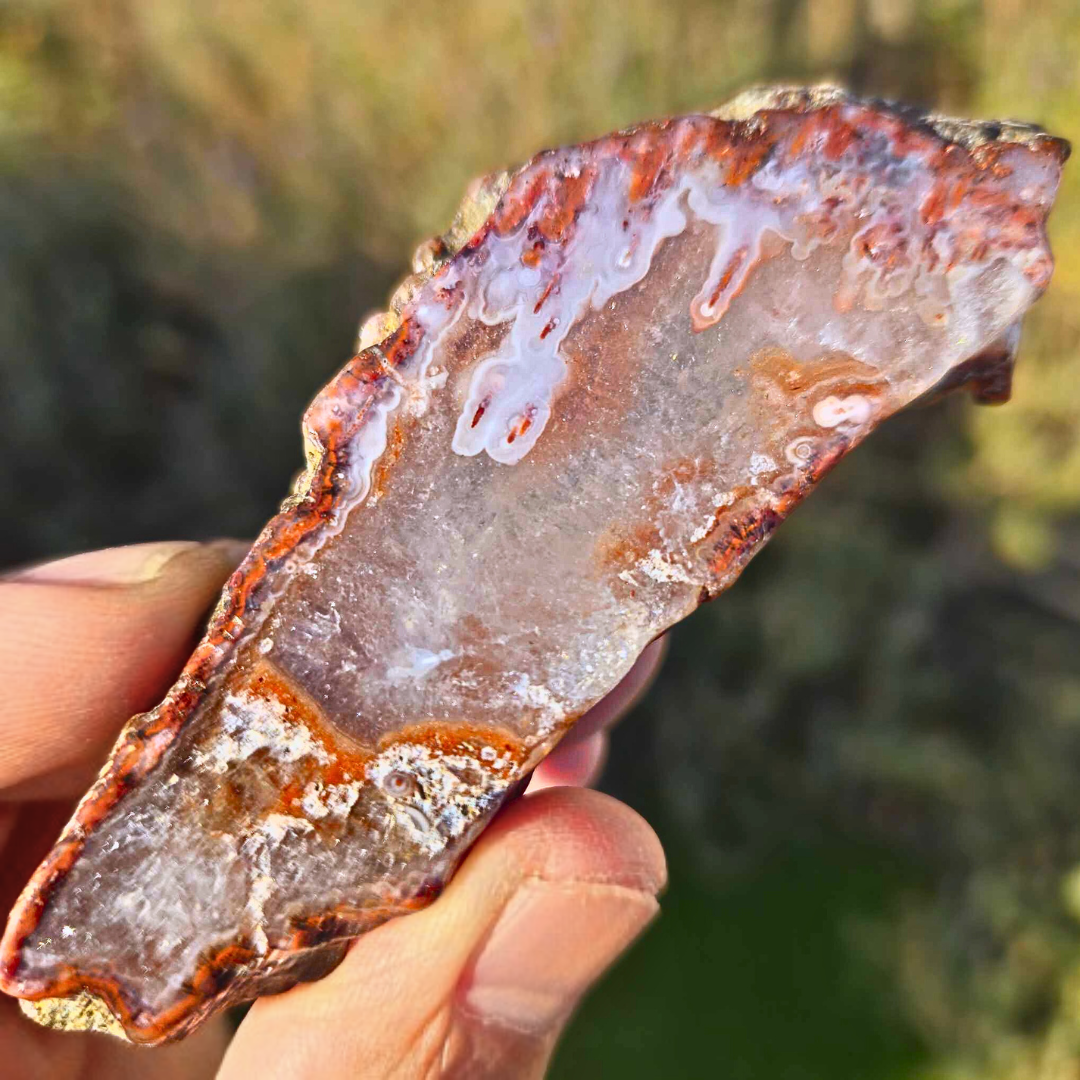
[0,541,667,1079]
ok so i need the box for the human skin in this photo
[0,540,667,1079]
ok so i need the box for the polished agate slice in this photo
[1,86,1068,1044]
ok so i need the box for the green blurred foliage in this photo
[1,1,1079,1077]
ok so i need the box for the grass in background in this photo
[2,2,1080,1076]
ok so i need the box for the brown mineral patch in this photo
[750,347,883,392]
[749,347,887,412]
[367,419,408,505]
[595,521,662,579]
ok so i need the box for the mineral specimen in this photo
[0,86,1067,1044]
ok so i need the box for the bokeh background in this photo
[2,0,1079,1076]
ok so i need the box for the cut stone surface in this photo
[0,85,1068,1044]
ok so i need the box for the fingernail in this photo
[8,541,242,587]
[462,880,659,1034]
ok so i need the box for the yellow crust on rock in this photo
[711,84,1059,152]
[19,991,130,1040]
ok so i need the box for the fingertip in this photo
[0,540,249,790]
[458,876,659,1037]
[454,789,665,1046]
[154,539,251,594]
[478,786,668,897]
[5,539,246,590]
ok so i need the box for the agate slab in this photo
[0,85,1068,1043]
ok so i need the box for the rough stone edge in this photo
[712,83,1070,155]
[20,990,131,1041]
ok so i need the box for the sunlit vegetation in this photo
[1,2,1078,1076]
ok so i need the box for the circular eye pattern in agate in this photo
[383,771,419,799]
[785,436,817,466]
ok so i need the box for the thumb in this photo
[218,787,666,1079]
[0,540,248,796]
